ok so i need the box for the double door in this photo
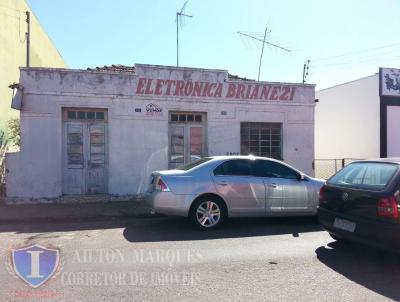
[168,112,206,169]
[63,109,108,195]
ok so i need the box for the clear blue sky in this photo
[27,0,400,89]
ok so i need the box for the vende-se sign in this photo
[135,77,297,101]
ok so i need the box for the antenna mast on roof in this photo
[176,0,193,67]
[238,28,291,81]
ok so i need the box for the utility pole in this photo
[176,1,192,67]
[302,59,310,84]
[176,12,179,67]
[26,11,30,67]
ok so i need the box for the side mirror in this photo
[298,173,305,181]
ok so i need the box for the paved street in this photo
[0,216,399,302]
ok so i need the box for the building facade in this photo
[6,64,316,201]
[0,0,66,139]
[315,74,379,160]
[315,67,400,161]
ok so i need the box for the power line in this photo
[312,43,400,62]
[237,31,291,53]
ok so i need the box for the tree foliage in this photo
[0,130,8,185]
[8,118,20,147]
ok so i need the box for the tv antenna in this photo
[238,28,291,81]
[176,0,193,67]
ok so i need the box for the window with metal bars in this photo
[240,122,282,159]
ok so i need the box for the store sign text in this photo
[136,78,296,101]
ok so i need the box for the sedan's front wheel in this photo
[190,197,226,230]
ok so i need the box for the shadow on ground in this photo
[0,216,322,242]
[0,217,132,234]
[316,241,400,301]
[123,216,321,242]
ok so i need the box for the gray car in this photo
[145,156,325,230]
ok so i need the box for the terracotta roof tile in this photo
[87,64,253,82]
[87,64,135,73]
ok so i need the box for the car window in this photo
[328,162,398,190]
[254,159,299,179]
[214,159,254,176]
[176,157,211,171]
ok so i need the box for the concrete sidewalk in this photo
[0,199,155,223]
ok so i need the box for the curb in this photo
[0,200,159,224]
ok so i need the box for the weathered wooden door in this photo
[168,112,207,169]
[63,109,108,195]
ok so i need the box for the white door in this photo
[63,109,108,195]
[169,112,206,168]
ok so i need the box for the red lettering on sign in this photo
[245,85,252,99]
[174,80,185,96]
[136,78,146,94]
[270,86,281,100]
[165,80,174,95]
[214,83,223,98]
[154,79,164,95]
[289,87,296,100]
[226,84,236,98]
[134,77,301,102]
[202,83,210,97]
[145,79,153,94]
[260,85,271,99]
[184,81,194,96]
[192,82,203,97]
[279,86,290,100]
[250,85,260,99]
[207,83,216,97]
[236,84,245,99]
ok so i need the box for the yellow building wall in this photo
[0,0,66,139]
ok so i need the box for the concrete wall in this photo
[6,65,315,200]
[315,74,380,159]
[0,0,66,140]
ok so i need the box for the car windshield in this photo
[176,157,212,171]
[328,162,398,190]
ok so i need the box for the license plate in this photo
[333,218,356,232]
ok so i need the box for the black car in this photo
[318,159,400,251]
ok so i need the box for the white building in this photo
[315,67,400,161]
[315,73,379,160]
[6,64,316,202]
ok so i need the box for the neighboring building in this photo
[315,73,379,160]
[0,0,66,138]
[315,68,400,177]
[316,67,400,159]
[6,64,316,201]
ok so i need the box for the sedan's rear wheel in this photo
[190,197,226,230]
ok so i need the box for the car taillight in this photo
[156,177,170,192]
[319,187,326,205]
[377,196,399,219]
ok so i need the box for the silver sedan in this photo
[145,156,325,230]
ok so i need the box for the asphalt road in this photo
[0,216,399,302]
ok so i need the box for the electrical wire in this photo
[312,43,400,62]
